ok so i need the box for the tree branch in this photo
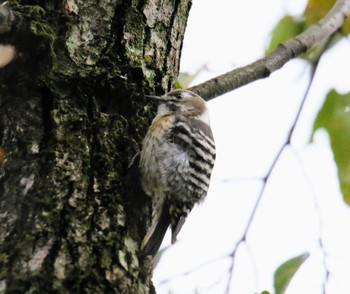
[223,30,337,294]
[189,0,350,100]
[291,149,331,294]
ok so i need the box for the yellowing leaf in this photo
[304,0,350,34]
[0,147,5,163]
[305,0,334,24]
[312,90,350,204]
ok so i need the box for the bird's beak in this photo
[145,95,171,102]
[145,95,162,100]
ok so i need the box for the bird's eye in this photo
[176,94,182,99]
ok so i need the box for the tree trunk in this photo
[0,0,191,292]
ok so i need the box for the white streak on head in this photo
[180,91,194,99]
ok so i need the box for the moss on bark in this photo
[0,0,191,292]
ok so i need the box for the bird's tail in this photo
[171,215,186,244]
[141,208,170,256]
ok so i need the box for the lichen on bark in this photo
[0,0,191,292]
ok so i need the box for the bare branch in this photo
[189,0,350,100]
[291,149,331,294]
[224,30,337,294]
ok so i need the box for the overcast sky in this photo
[153,1,350,293]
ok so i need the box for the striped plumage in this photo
[140,89,216,256]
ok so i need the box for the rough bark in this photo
[0,0,191,293]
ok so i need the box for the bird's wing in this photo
[164,117,216,242]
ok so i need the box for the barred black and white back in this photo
[140,90,216,256]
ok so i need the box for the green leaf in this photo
[266,15,305,55]
[312,90,350,205]
[274,252,309,294]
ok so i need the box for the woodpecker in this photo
[140,89,216,256]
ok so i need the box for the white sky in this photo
[153,1,350,293]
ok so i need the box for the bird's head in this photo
[146,90,208,119]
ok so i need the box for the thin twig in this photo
[216,177,263,183]
[224,32,337,294]
[156,253,229,286]
[292,149,330,294]
[224,136,287,294]
[286,29,335,287]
